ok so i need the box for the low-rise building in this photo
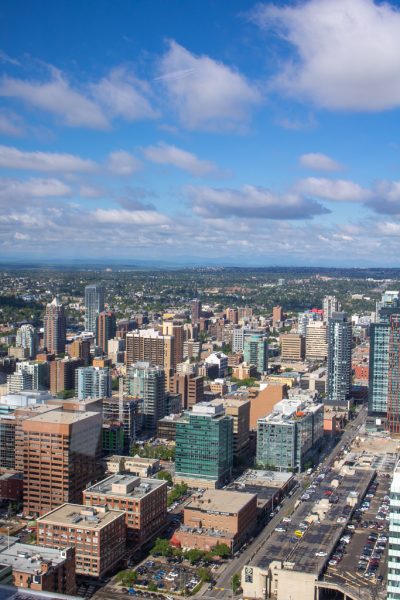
[83,474,167,546]
[173,489,257,552]
[37,504,125,578]
[105,455,160,477]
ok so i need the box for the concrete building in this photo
[84,284,105,333]
[272,306,283,325]
[326,312,352,407]
[67,338,91,365]
[169,372,204,409]
[44,297,66,355]
[249,383,287,429]
[162,320,184,367]
[305,321,328,361]
[16,361,49,391]
[0,537,75,595]
[280,333,305,362]
[6,371,33,393]
[156,413,182,440]
[0,414,16,469]
[37,504,125,578]
[75,366,111,400]
[175,402,233,489]
[210,397,250,466]
[232,327,245,353]
[125,329,174,379]
[256,392,324,472]
[323,295,341,320]
[173,489,257,552]
[128,362,165,433]
[16,324,38,359]
[388,460,400,599]
[204,352,228,378]
[191,299,202,323]
[103,395,142,451]
[387,315,400,433]
[96,311,116,354]
[49,357,82,395]
[22,408,103,516]
[105,455,160,477]
[83,474,167,546]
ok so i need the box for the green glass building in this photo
[243,334,268,374]
[175,402,233,487]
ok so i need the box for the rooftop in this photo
[37,503,124,528]
[186,489,256,514]
[25,409,99,425]
[0,537,71,575]
[84,474,166,498]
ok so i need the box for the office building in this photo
[226,308,239,324]
[163,320,184,366]
[244,334,268,375]
[16,360,49,390]
[16,324,38,359]
[256,393,324,472]
[272,306,283,325]
[96,310,116,354]
[0,415,16,469]
[210,397,250,466]
[22,408,103,516]
[169,372,204,409]
[204,352,228,378]
[49,356,83,395]
[44,297,66,355]
[6,370,33,393]
[175,402,233,489]
[75,366,111,400]
[323,295,341,320]
[388,315,400,433]
[305,321,328,361]
[83,474,167,546]
[191,299,202,323]
[37,504,125,578]
[326,312,352,406]
[67,338,91,365]
[0,537,75,595]
[388,460,400,599]
[376,290,399,320]
[84,284,105,333]
[174,489,257,552]
[232,327,245,353]
[103,395,142,451]
[280,333,305,362]
[102,422,125,453]
[125,329,174,383]
[128,362,165,432]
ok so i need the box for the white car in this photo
[315,551,327,557]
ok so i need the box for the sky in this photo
[2,0,400,266]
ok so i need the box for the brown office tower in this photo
[49,357,83,395]
[226,308,239,324]
[191,299,202,323]
[280,333,306,361]
[163,321,184,366]
[68,338,90,365]
[44,297,66,355]
[96,311,117,354]
[272,305,283,325]
[22,409,103,517]
[169,373,204,409]
[125,329,174,387]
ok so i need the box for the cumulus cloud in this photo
[0,66,157,129]
[253,0,400,111]
[296,177,371,202]
[157,41,261,131]
[0,177,71,200]
[143,142,219,176]
[93,208,169,225]
[186,184,329,219]
[107,150,142,175]
[299,153,342,172]
[0,145,97,172]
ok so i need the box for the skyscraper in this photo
[128,362,165,432]
[323,295,341,320]
[243,334,268,374]
[125,329,174,387]
[16,324,38,359]
[96,311,116,354]
[191,299,202,323]
[326,312,352,406]
[75,366,112,400]
[388,460,400,600]
[387,315,400,433]
[84,284,105,333]
[44,297,66,355]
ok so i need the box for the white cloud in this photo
[93,208,169,225]
[79,185,108,198]
[253,0,400,111]
[297,177,371,202]
[0,111,24,137]
[158,41,261,130]
[187,184,329,219]
[299,153,342,172]
[107,150,142,176]
[0,145,97,172]
[91,67,158,121]
[0,177,71,199]
[143,142,219,176]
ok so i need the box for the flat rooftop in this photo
[25,409,99,425]
[0,537,71,575]
[186,489,256,514]
[37,503,124,528]
[85,474,165,498]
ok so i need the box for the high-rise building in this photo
[102,396,142,451]
[84,284,105,333]
[326,312,352,406]
[16,324,38,359]
[191,299,202,323]
[280,333,305,361]
[226,308,239,324]
[305,321,328,361]
[162,321,184,366]
[175,402,233,489]
[125,329,174,387]
[323,295,341,320]
[50,357,83,395]
[387,315,400,433]
[232,327,245,353]
[44,297,66,355]
[210,397,250,466]
[369,294,400,416]
[6,371,34,393]
[272,306,283,325]
[0,415,16,469]
[75,366,111,400]
[169,372,204,409]
[22,408,103,516]
[128,362,165,432]
[67,338,90,365]
[388,460,400,599]
[244,334,268,374]
[16,361,49,391]
[96,311,116,354]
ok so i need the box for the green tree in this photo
[157,470,173,485]
[197,567,212,582]
[232,573,241,593]
[116,570,138,587]
[185,548,204,564]
[112,377,120,391]
[151,537,173,557]
[212,543,231,558]
[56,389,75,399]
[148,582,158,592]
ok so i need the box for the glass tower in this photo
[388,460,400,599]
[326,312,352,406]
[243,334,268,374]
[85,284,105,333]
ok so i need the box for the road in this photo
[199,405,368,599]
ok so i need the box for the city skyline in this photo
[2,0,400,266]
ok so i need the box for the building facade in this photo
[244,335,268,375]
[44,297,66,355]
[75,366,112,400]
[388,460,400,599]
[128,362,165,432]
[326,312,352,406]
[84,284,105,333]
[96,311,116,354]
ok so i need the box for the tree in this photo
[212,543,231,558]
[232,573,241,593]
[148,582,158,592]
[56,389,75,399]
[151,537,173,557]
[112,377,120,391]
[185,548,204,564]
[157,470,173,486]
[197,567,212,582]
[116,570,138,587]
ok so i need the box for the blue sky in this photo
[2,0,400,265]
